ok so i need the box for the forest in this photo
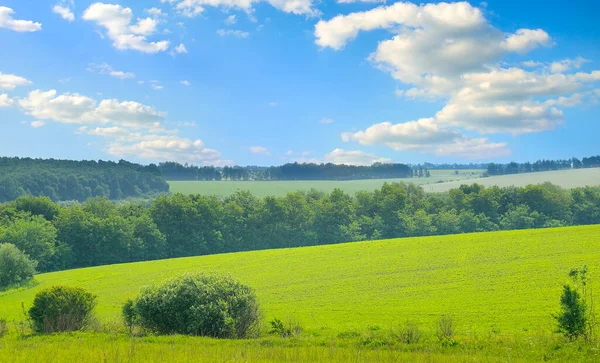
[0,157,169,202]
[1,181,598,273]
[486,155,600,176]
[157,161,413,181]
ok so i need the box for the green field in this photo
[423,168,600,193]
[169,169,484,197]
[1,225,598,334]
[169,168,600,197]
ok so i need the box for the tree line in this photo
[0,181,599,273]
[158,162,413,181]
[0,157,169,203]
[486,155,600,176]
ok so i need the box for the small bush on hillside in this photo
[0,243,37,289]
[28,286,97,333]
[436,316,457,346]
[129,273,260,338]
[269,317,303,338]
[554,266,595,340]
[391,321,423,344]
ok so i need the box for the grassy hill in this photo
[168,169,483,197]
[168,168,600,197]
[1,225,598,335]
[423,168,600,193]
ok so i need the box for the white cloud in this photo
[52,5,75,22]
[317,0,600,151]
[13,85,227,165]
[324,148,392,165]
[338,0,385,3]
[0,6,42,32]
[268,101,278,107]
[0,94,14,107]
[87,63,135,80]
[106,134,225,165]
[216,29,249,38]
[521,60,542,68]
[18,89,164,129]
[151,84,164,90]
[225,15,236,25]
[503,29,552,53]
[146,8,166,18]
[550,57,589,73]
[180,80,191,86]
[83,3,169,53]
[249,146,270,156]
[162,0,319,18]
[341,118,510,159]
[286,150,293,155]
[320,118,334,124]
[0,72,32,90]
[175,43,188,54]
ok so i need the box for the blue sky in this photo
[0,0,598,166]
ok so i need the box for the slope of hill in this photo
[1,225,599,334]
[423,168,600,193]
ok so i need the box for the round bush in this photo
[0,243,37,289]
[131,273,260,338]
[29,285,97,333]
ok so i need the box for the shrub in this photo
[28,285,97,333]
[0,243,37,289]
[555,285,587,339]
[269,317,303,338]
[130,272,260,338]
[392,320,423,344]
[122,299,138,334]
[436,316,456,345]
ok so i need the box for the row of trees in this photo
[486,156,600,176]
[0,182,599,273]
[0,157,169,202]
[158,162,413,181]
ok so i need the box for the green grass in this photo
[1,225,599,335]
[168,169,484,197]
[2,331,599,362]
[423,168,600,193]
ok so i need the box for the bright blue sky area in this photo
[0,0,598,166]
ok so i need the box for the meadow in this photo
[1,225,600,361]
[1,225,599,333]
[423,168,600,193]
[169,169,484,197]
[169,168,600,197]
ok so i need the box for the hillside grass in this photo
[423,168,600,193]
[168,169,483,197]
[1,225,599,336]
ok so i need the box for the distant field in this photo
[169,169,484,197]
[422,168,600,193]
[1,225,598,334]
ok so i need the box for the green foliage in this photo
[121,299,138,334]
[269,317,303,338]
[0,215,62,272]
[0,243,37,289]
[1,181,599,273]
[29,286,97,333]
[555,285,587,339]
[392,321,423,344]
[0,157,168,203]
[436,316,456,345]
[130,273,260,338]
